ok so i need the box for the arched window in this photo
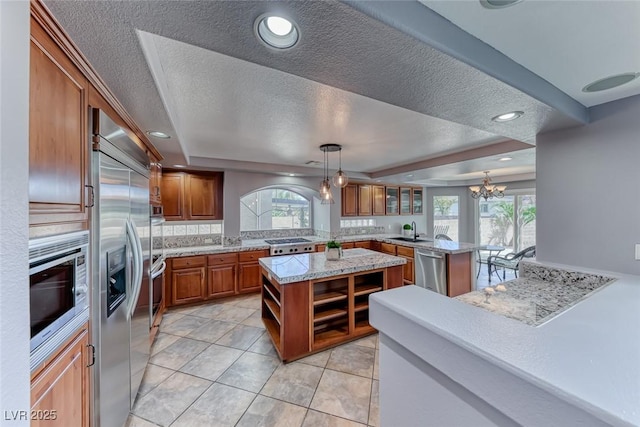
[240,188,310,231]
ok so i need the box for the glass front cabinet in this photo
[385,187,399,215]
[412,188,423,214]
[400,188,412,215]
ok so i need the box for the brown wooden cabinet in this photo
[186,174,219,219]
[161,171,223,221]
[396,245,415,284]
[161,173,185,220]
[166,250,268,306]
[340,183,422,218]
[372,185,386,216]
[207,253,238,298]
[358,185,372,216]
[29,16,89,237]
[380,242,397,255]
[149,158,162,206]
[31,323,90,427]
[262,265,404,362]
[170,256,207,306]
[412,188,423,215]
[400,187,413,215]
[354,240,371,249]
[386,187,399,215]
[341,184,358,216]
[238,250,270,293]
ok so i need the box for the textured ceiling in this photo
[43,0,590,181]
[137,30,504,172]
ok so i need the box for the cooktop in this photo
[264,238,312,245]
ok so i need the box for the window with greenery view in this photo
[240,189,310,231]
[478,194,536,252]
[433,195,459,241]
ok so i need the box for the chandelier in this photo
[319,144,348,204]
[469,171,506,200]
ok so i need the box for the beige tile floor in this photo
[126,293,380,427]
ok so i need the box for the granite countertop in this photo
[163,234,485,258]
[455,273,615,326]
[258,248,406,284]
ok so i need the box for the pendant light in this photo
[319,145,334,204]
[332,145,348,188]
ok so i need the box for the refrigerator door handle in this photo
[151,260,166,279]
[125,219,143,320]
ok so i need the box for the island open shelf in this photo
[260,249,405,362]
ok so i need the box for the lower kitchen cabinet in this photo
[31,323,90,427]
[170,255,207,305]
[171,267,206,305]
[238,250,270,293]
[207,253,238,298]
[396,245,415,285]
[166,250,268,307]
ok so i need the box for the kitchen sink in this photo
[390,237,434,243]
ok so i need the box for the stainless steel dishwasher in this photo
[414,248,447,295]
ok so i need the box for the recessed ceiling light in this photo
[406,174,414,178]
[480,0,524,9]
[582,72,640,93]
[255,14,299,49]
[288,173,296,177]
[498,157,513,162]
[491,111,524,122]
[146,131,170,139]
[172,164,186,168]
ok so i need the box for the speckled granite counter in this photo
[259,248,406,284]
[163,234,484,258]
[455,264,615,325]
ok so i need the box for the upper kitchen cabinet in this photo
[161,170,223,221]
[386,187,399,215]
[358,185,373,216]
[372,185,386,216]
[149,157,162,206]
[29,16,89,237]
[400,187,412,215]
[341,184,358,217]
[412,188,423,215]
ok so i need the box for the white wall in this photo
[537,95,640,275]
[0,1,30,423]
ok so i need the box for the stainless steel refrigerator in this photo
[91,109,151,427]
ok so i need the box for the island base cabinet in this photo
[31,324,90,427]
[262,265,403,362]
[447,252,472,297]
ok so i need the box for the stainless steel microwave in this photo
[29,231,89,352]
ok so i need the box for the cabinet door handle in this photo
[85,185,95,208]
[86,344,96,367]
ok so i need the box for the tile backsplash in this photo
[240,229,314,239]
[162,221,223,248]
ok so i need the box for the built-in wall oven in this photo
[29,231,90,363]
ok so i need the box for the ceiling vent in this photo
[305,160,322,166]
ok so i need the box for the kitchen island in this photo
[259,248,406,362]
[369,260,640,426]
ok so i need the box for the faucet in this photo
[411,221,417,240]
